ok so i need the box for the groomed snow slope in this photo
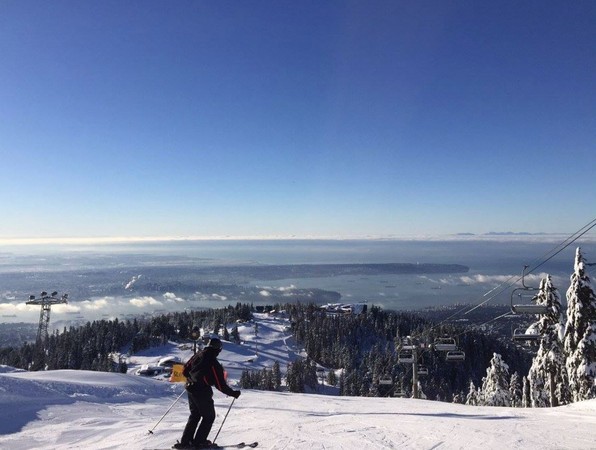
[1,313,595,449]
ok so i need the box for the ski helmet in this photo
[206,337,223,350]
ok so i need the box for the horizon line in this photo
[1,232,594,246]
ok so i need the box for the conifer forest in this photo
[1,248,594,408]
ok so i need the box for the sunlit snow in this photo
[1,314,595,449]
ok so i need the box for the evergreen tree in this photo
[509,372,522,407]
[465,380,480,406]
[338,370,346,395]
[522,376,531,407]
[452,391,465,404]
[286,359,305,393]
[564,248,596,402]
[239,370,251,388]
[528,275,569,406]
[230,325,241,344]
[272,361,282,390]
[481,353,511,406]
[326,369,338,386]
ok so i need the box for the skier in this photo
[174,337,241,449]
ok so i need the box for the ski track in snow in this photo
[1,313,596,449]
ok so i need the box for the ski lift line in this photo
[390,218,596,368]
[526,223,595,276]
[520,218,596,273]
[462,311,512,336]
[480,273,519,299]
[462,217,596,317]
[413,268,531,340]
[410,216,594,345]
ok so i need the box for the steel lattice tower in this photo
[26,291,68,343]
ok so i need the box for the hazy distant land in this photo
[177,262,470,279]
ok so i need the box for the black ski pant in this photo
[181,385,216,445]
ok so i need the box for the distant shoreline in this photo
[1,233,594,247]
[186,262,470,279]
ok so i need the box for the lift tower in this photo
[26,291,68,343]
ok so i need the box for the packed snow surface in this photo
[1,314,595,449]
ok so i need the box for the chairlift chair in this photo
[417,365,429,376]
[433,337,457,352]
[445,350,466,362]
[398,349,415,364]
[510,290,550,315]
[394,383,407,397]
[510,265,549,315]
[379,375,393,385]
[512,328,541,342]
[399,336,416,350]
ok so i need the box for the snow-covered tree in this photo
[564,248,596,402]
[326,369,338,386]
[452,391,465,404]
[527,275,569,406]
[272,361,282,390]
[465,380,481,406]
[481,353,511,406]
[528,362,548,407]
[230,325,241,344]
[509,372,522,407]
[522,376,530,408]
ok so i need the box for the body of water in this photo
[1,238,594,324]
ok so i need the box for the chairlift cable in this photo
[382,218,595,381]
[525,218,596,277]
[408,217,596,341]
[463,217,596,316]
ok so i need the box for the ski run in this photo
[1,312,596,449]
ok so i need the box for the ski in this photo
[146,442,258,450]
[211,442,258,449]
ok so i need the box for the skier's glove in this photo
[232,390,241,399]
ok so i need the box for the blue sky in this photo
[1,1,594,241]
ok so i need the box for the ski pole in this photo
[212,397,235,444]
[148,389,186,435]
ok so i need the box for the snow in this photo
[2,314,596,449]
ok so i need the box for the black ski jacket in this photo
[186,347,236,397]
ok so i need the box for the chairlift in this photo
[512,328,541,342]
[445,350,466,362]
[379,375,393,385]
[417,365,429,376]
[511,291,550,315]
[393,382,407,397]
[400,336,416,350]
[398,349,415,364]
[510,266,549,315]
[433,337,457,352]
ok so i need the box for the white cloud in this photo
[259,285,297,292]
[0,302,30,313]
[259,290,271,297]
[53,304,81,314]
[277,285,297,291]
[458,272,551,285]
[190,292,228,302]
[163,292,185,303]
[82,298,110,311]
[130,297,163,308]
